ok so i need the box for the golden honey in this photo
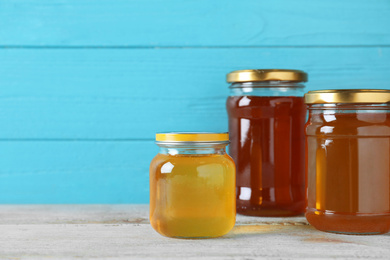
[149,133,236,238]
[305,89,390,235]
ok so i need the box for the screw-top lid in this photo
[304,89,390,104]
[226,69,308,83]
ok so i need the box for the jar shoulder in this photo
[221,153,236,169]
[150,153,235,174]
[150,153,166,168]
[227,95,305,108]
[306,113,390,136]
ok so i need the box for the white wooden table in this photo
[0,205,389,259]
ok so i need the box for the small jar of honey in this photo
[149,132,236,238]
[305,89,390,235]
[226,69,307,217]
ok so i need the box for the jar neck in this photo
[307,103,390,124]
[157,143,228,155]
[308,103,390,114]
[229,81,305,97]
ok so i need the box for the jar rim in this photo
[155,132,229,143]
[229,81,306,89]
[226,69,308,83]
[305,89,390,104]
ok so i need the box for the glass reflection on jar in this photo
[305,90,390,235]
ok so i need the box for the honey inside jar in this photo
[226,69,308,217]
[227,95,306,216]
[305,90,390,235]
[149,133,236,238]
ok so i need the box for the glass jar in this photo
[226,69,307,216]
[305,89,390,235]
[149,132,236,238]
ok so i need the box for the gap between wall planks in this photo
[0,47,389,139]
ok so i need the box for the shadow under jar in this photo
[305,89,390,235]
[226,69,307,217]
[149,132,236,238]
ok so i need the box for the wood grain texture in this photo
[0,141,154,203]
[0,205,389,259]
[0,0,389,47]
[0,204,307,225]
[0,47,389,139]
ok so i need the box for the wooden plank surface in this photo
[1,0,389,47]
[0,47,389,139]
[0,205,389,259]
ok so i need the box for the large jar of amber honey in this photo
[149,132,236,238]
[226,69,307,216]
[305,89,390,235]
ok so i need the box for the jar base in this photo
[306,208,390,235]
[150,216,235,239]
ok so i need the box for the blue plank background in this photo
[1,0,390,46]
[0,0,389,203]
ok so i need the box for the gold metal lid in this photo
[305,89,390,104]
[226,69,308,83]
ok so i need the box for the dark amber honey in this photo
[227,96,307,216]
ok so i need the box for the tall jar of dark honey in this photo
[305,89,390,235]
[226,69,307,216]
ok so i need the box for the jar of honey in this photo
[226,69,307,216]
[305,89,390,235]
[149,132,236,238]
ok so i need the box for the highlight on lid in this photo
[226,69,308,83]
[155,132,229,143]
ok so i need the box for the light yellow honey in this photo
[150,153,236,238]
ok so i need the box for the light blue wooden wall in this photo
[0,0,389,203]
